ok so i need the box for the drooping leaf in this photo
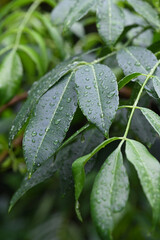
[0,51,23,105]
[23,73,77,174]
[75,64,119,136]
[91,147,129,239]
[64,0,97,30]
[18,45,44,75]
[9,56,80,145]
[56,127,104,195]
[126,139,160,221]
[140,107,160,136]
[153,76,160,98]
[9,157,57,212]
[117,46,160,98]
[118,73,142,90]
[72,137,120,221]
[127,0,160,28]
[96,0,124,46]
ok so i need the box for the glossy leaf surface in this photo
[117,46,160,97]
[23,73,77,174]
[118,73,142,90]
[96,0,124,46]
[0,51,23,105]
[75,64,119,136]
[126,139,160,221]
[91,147,129,239]
[9,56,80,145]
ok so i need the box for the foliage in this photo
[1,0,160,239]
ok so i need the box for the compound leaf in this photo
[126,139,160,222]
[75,64,119,136]
[96,0,124,47]
[23,73,77,174]
[91,147,129,239]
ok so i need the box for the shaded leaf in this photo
[117,46,160,98]
[127,0,160,28]
[75,64,119,136]
[126,139,160,221]
[9,157,57,212]
[23,73,77,174]
[96,0,124,46]
[0,51,23,105]
[9,56,80,145]
[91,147,129,239]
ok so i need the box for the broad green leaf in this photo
[117,46,160,98]
[9,157,57,212]
[18,45,44,76]
[72,137,120,221]
[24,28,48,71]
[0,51,23,105]
[64,0,97,29]
[91,148,129,239]
[123,8,147,27]
[127,0,160,28]
[56,127,104,195]
[9,56,80,145]
[96,0,124,46]
[140,107,160,136]
[51,0,73,25]
[118,73,142,90]
[126,139,160,221]
[75,64,119,136]
[23,73,77,174]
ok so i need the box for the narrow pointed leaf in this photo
[127,0,160,28]
[140,107,160,136]
[153,76,160,98]
[9,157,57,212]
[72,137,120,221]
[91,148,129,239]
[0,51,23,105]
[23,73,77,174]
[126,139,160,221]
[9,56,80,145]
[96,0,124,46]
[118,73,142,90]
[75,64,119,136]
[117,46,160,98]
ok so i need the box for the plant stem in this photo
[13,0,42,52]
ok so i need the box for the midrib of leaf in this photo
[109,149,120,211]
[108,0,112,42]
[34,72,74,162]
[128,141,156,205]
[91,65,106,128]
[124,48,148,73]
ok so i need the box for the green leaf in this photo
[64,0,97,29]
[117,46,160,98]
[9,157,57,212]
[91,147,129,239]
[23,73,77,174]
[56,127,104,195]
[125,139,160,222]
[127,0,160,28]
[72,137,120,221]
[118,73,142,90]
[140,107,160,136]
[18,45,44,76]
[153,76,160,98]
[75,64,119,136]
[0,51,23,105]
[24,28,48,71]
[96,0,124,47]
[9,56,80,145]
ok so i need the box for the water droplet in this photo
[54,140,58,145]
[85,85,91,90]
[135,62,140,66]
[67,98,71,103]
[100,113,104,118]
[99,72,104,76]
[85,77,89,81]
[59,106,63,111]
[39,133,43,136]
[32,139,35,143]
[37,163,41,167]
[53,96,56,99]
[55,119,61,125]
[32,131,37,137]
[146,66,151,71]
[49,102,55,107]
